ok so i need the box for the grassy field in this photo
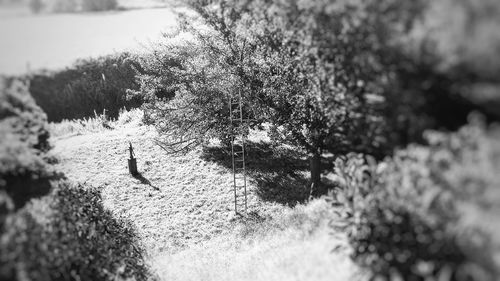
[0,4,176,75]
[48,110,361,280]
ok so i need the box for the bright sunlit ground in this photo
[48,110,365,281]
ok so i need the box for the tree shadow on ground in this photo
[201,141,337,206]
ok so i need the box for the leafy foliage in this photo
[138,0,429,193]
[382,0,500,141]
[331,115,500,280]
[0,182,153,281]
[0,78,52,210]
[29,52,143,122]
[148,0,499,159]
[134,31,250,153]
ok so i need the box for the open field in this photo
[49,112,362,280]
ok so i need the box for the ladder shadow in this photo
[202,141,336,206]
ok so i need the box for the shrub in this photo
[48,108,143,138]
[48,109,113,138]
[331,115,500,280]
[0,78,52,210]
[0,182,153,281]
[29,52,143,122]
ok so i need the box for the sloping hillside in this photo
[50,114,362,280]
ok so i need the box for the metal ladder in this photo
[229,90,248,215]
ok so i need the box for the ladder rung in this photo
[230,92,248,215]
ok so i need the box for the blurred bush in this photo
[331,114,500,280]
[29,53,143,122]
[0,182,152,281]
[0,78,52,211]
[386,0,500,142]
[80,0,117,12]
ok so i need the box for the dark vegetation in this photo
[0,182,152,281]
[332,119,500,280]
[29,53,143,122]
[0,78,152,280]
[0,78,52,213]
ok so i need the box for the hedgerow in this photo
[0,182,153,281]
[28,52,143,122]
[332,115,500,280]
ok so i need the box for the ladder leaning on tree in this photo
[229,90,248,215]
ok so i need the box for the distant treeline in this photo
[28,53,144,122]
[28,0,117,13]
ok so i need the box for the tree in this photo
[134,34,242,153]
[180,0,426,194]
[138,0,426,195]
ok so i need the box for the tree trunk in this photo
[309,151,323,198]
